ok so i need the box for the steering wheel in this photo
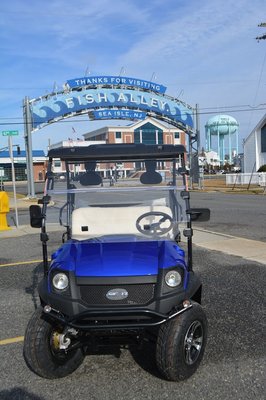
[136,211,174,236]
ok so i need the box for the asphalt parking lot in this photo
[0,231,265,400]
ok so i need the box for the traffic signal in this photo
[17,146,21,155]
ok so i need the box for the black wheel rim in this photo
[183,320,204,365]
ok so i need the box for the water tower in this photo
[205,115,239,164]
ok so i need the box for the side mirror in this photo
[187,208,210,222]
[29,205,43,228]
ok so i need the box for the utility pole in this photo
[189,104,201,188]
[23,96,35,198]
[195,104,203,189]
[256,22,266,41]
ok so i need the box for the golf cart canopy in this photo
[47,143,186,162]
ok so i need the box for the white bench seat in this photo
[71,205,173,240]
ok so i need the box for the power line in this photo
[0,101,265,121]
[197,104,266,111]
[0,106,265,127]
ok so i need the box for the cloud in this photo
[113,0,262,71]
[0,0,265,150]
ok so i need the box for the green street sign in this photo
[2,130,19,136]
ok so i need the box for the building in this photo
[49,139,105,178]
[50,117,187,178]
[243,113,266,172]
[83,117,186,147]
[198,150,220,172]
[48,139,103,150]
[0,150,46,182]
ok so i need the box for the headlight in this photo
[52,273,69,290]
[165,270,182,287]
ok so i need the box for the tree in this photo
[257,165,266,172]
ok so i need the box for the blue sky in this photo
[0,0,265,152]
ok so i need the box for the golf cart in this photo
[24,143,210,381]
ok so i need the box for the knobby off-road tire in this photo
[156,303,207,381]
[23,307,85,379]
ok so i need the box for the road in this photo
[7,187,266,242]
[191,191,266,241]
[0,232,264,400]
[1,188,265,399]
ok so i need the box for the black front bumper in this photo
[38,272,201,331]
[41,302,193,330]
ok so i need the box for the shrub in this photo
[257,165,266,172]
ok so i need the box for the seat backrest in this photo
[71,205,172,240]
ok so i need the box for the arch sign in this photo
[24,75,195,197]
[30,75,194,131]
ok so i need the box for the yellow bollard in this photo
[0,191,11,230]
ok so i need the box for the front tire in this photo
[23,307,84,379]
[156,303,207,381]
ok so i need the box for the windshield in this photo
[46,157,188,242]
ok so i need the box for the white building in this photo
[49,139,105,176]
[244,114,266,172]
[48,139,105,150]
[198,150,220,171]
[205,150,220,167]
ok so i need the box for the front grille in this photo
[80,284,155,306]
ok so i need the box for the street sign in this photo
[2,130,19,136]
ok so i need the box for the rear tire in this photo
[23,307,84,379]
[156,303,207,381]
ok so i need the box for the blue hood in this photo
[51,237,186,277]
